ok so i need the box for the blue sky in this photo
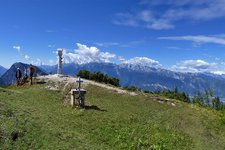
[1,0,225,74]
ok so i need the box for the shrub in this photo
[123,86,139,92]
[77,70,120,87]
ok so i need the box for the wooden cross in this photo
[76,77,83,90]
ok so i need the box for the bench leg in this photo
[71,93,75,107]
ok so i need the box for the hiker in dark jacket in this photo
[29,64,35,85]
[16,68,22,86]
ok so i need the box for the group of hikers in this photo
[16,64,35,86]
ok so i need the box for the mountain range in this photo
[0,62,47,86]
[1,62,225,99]
[39,62,225,99]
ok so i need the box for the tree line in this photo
[192,89,224,110]
[77,70,224,111]
[144,86,224,111]
[77,70,120,87]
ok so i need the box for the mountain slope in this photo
[0,76,225,149]
[0,62,47,86]
[40,62,225,98]
[0,65,7,77]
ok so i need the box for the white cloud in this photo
[13,46,21,52]
[146,20,174,30]
[140,0,212,6]
[166,46,180,50]
[118,56,126,62]
[113,10,174,30]
[48,45,55,48]
[62,43,162,69]
[123,57,162,68]
[48,59,55,66]
[95,42,120,47]
[213,71,225,75]
[24,55,30,60]
[113,0,225,30]
[63,43,117,64]
[13,45,33,62]
[112,13,139,27]
[95,41,145,48]
[158,35,225,45]
[171,59,225,74]
[31,58,43,66]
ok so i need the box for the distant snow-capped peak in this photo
[120,57,162,72]
[122,57,162,68]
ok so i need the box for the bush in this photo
[77,70,90,79]
[123,86,139,92]
[77,70,120,87]
[157,90,190,103]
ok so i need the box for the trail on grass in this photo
[37,75,137,96]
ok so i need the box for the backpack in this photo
[30,66,34,75]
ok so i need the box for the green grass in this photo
[0,81,225,149]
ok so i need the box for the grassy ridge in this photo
[0,83,225,149]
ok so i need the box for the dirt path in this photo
[37,75,178,106]
[37,75,137,96]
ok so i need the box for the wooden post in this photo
[70,89,75,107]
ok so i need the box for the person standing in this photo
[29,64,34,85]
[16,68,22,86]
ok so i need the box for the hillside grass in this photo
[0,81,225,149]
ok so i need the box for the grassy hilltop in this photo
[0,77,225,150]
